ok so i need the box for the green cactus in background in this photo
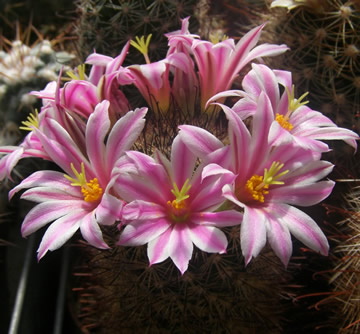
[72,227,297,334]
[73,0,200,62]
[0,38,75,145]
[266,0,360,134]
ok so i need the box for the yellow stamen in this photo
[19,109,39,131]
[275,113,294,131]
[66,64,86,81]
[64,162,103,202]
[167,179,191,222]
[209,32,228,44]
[286,84,309,113]
[277,85,309,131]
[130,34,152,64]
[246,162,289,203]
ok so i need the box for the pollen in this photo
[275,113,294,131]
[246,175,268,203]
[245,162,289,203]
[64,162,103,202]
[81,178,103,202]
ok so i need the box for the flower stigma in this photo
[66,64,86,81]
[19,109,39,131]
[209,32,228,44]
[167,179,191,222]
[64,162,103,202]
[246,162,289,203]
[276,85,309,131]
[130,34,152,64]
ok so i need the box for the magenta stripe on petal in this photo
[148,227,172,265]
[241,206,267,265]
[188,224,227,254]
[168,223,193,275]
[80,211,109,249]
[37,211,83,260]
[117,218,171,246]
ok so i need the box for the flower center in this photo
[276,85,309,131]
[64,162,103,202]
[245,162,288,203]
[167,179,191,222]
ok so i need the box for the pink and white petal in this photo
[201,163,235,181]
[80,211,109,249]
[250,92,274,169]
[168,223,193,274]
[191,210,243,227]
[3,147,24,181]
[86,53,113,66]
[221,104,251,178]
[295,126,358,150]
[270,180,335,206]
[105,107,147,172]
[125,151,171,197]
[268,121,293,147]
[205,90,245,110]
[37,210,83,260]
[21,201,86,237]
[147,227,172,265]
[86,100,110,182]
[222,184,246,209]
[117,218,171,246]
[188,223,227,253]
[191,174,234,212]
[96,192,124,225]
[115,172,168,204]
[265,211,292,266]
[276,203,329,255]
[280,160,334,185]
[242,43,289,66]
[251,63,280,109]
[21,187,82,202]
[171,135,197,187]
[178,125,224,158]
[223,24,266,82]
[232,98,257,119]
[9,170,78,199]
[122,200,166,221]
[241,206,267,266]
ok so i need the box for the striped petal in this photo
[241,206,267,266]
[37,210,83,260]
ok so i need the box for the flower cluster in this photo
[1,18,358,274]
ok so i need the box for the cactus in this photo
[0,37,75,145]
[72,226,296,334]
[73,0,199,61]
[267,0,360,134]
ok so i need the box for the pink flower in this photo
[208,63,359,151]
[115,135,242,274]
[180,93,334,266]
[188,24,288,110]
[9,101,147,259]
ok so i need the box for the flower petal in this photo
[191,210,243,227]
[277,203,329,255]
[241,206,267,266]
[188,224,227,254]
[168,223,193,274]
[147,227,172,265]
[117,218,171,246]
[21,201,85,237]
[80,211,109,249]
[37,211,82,260]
